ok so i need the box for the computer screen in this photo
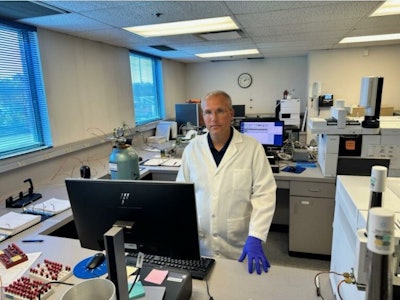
[239,118,285,148]
[232,105,245,119]
[65,179,201,260]
[175,103,203,133]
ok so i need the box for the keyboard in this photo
[126,253,215,280]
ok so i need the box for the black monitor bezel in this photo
[232,104,246,119]
[65,178,201,260]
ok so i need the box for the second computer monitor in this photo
[232,104,246,119]
[239,118,284,148]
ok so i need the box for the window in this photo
[129,52,164,125]
[0,20,52,160]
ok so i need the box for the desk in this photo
[0,185,329,300]
[4,231,326,300]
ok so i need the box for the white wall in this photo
[38,29,188,145]
[308,45,400,118]
[184,57,308,115]
[162,59,187,119]
[38,29,135,147]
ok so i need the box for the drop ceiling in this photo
[2,1,399,63]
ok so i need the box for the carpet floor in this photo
[265,230,331,271]
[264,230,336,300]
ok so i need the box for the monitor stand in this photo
[264,147,277,165]
[264,147,280,173]
[103,225,192,300]
[104,226,129,300]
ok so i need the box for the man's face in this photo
[202,94,234,138]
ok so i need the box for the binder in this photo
[0,212,41,236]
[23,198,71,216]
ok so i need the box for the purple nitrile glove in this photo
[238,236,270,274]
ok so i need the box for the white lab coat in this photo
[176,128,276,259]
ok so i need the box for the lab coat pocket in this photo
[233,169,252,192]
[227,215,251,246]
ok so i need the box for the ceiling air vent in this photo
[0,1,69,20]
[150,45,176,51]
[198,30,244,41]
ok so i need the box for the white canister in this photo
[61,278,116,300]
[367,207,394,255]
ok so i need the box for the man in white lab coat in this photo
[176,90,276,274]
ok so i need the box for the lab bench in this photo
[139,157,336,257]
[0,179,331,300]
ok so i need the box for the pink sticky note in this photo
[144,269,169,285]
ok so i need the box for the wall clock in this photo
[238,73,252,88]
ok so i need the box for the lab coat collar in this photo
[214,128,243,173]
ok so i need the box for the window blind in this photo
[129,52,164,125]
[0,20,52,159]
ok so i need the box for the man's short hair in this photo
[202,90,232,109]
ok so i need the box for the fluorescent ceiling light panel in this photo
[340,33,400,43]
[370,0,400,16]
[196,49,259,58]
[124,16,238,37]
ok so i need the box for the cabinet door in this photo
[289,195,334,255]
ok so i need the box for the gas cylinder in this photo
[109,144,140,180]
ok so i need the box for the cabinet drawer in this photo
[276,179,289,189]
[290,181,335,198]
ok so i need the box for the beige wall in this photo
[184,57,308,115]
[308,45,400,118]
[162,59,187,119]
[39,29,135,147]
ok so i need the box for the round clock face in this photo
[238,73,252,88]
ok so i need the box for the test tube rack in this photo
[29,259,72,282]
[0,243,28,269]
[4,276,53,300]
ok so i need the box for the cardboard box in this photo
[350,106,393,117]
[380,106,394,116]
[350,107,365,117]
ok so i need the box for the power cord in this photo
[205,278,214,300]
[314,271,355,300]
[37,281,74,300]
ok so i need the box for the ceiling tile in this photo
[3,0,394,63]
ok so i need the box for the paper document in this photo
[160,158,182,167]
[143,158,181,167]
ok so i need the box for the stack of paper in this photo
[0,212,41,236]
[143,158,181,167]
[160,158,181,167]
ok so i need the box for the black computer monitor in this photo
[175,103,202,133]
[65,179,201,260]
[239,118,285,148]
[232,104,245,119]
